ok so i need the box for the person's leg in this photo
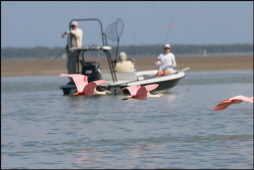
[156,70,163,77]
[163,70,171,76]
[67,51,70,73]
[67,51,80,74]
[67,51,74,74]
[66,51,80,84]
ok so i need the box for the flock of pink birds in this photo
[60,74,253,111]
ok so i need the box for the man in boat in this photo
[114,52,135,72]
[155,44,177,76]
[61,21,83,75]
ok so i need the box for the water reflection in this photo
[74,149,96,167]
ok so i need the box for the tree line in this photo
[2,44,253,58]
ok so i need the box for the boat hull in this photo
[60,71,185,95]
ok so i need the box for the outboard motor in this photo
[80,61,102,82]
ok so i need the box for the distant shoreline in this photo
[1,55,253,77]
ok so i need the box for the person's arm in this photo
[61,31,67,38]
[171,54,177,67]
[156,54,162,65]
[61,31,71,38]
[129,61,135,72]
[61,29,80,38]
[156,56,162,61]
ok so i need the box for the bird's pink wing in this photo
[92,80,107,86]
[134,86,149,100]
[60,74,88,92]
[116,85,141,96]
[83,80,107,96]
[143,84,159,92]
[125,85,141,96]
[229,95,254,104]
[83,82,97,96]
[213,100,232,111]
[213,95,253,111]
[134,84,159,100]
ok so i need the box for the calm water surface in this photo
[1,70,253,169]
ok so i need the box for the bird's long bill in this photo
[72,92,79,96]
[122,96,131,100]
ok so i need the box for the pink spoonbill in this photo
[213,95,253,111]
[60,74,109,96]
[116,84,160,100]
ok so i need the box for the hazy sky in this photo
[1,1,253,48]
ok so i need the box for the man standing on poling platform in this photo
[61,21,83,75]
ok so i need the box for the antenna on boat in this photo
[105,18,124,63]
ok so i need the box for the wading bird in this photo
[116,84,160,100]
[213,95,253,111]
[60,74,109,96]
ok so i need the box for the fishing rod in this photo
[163,18,174,44]
[37,49,66,73]
[162,19,191,73]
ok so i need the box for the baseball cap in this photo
[164,44,171,49]
[71,21,78,26]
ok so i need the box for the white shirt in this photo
[156,52,177,70]
[67,28,83,48]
